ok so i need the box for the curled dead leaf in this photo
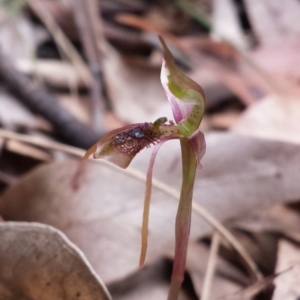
[0,222,111,300]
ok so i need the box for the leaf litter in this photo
[1,133,300,298]
[1,0,300,298]
[0,222,111,300]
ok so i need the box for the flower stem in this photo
[140,141,166,267]
[168,138,197,300]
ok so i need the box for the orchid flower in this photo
[84,37,206,299]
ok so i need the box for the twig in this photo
[0,49,102,148]
[191,202,262,281]
[0,128,85,157]
[28,0,92,87]
[0,128,262,281]
[201,232,220,300]
[72,0,108,129]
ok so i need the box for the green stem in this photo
[168,138,197,300]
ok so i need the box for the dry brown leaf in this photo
[232,96,300,143]
[251,39,300,95]
[0,7,35,61]
[0,160,184,282]
[131,133,300,220]
[243,1,300,97]
[0,90,51,131]
[229,204,300,243]
[108,259,190,300]
[16,59,90,89]
[59,95,91,125]
[0,222,111,300]
[181,36,267,106]
[1,133,300,284]
[186,242,247,299]
[102,51,168,123]
[212,0,248,49]
[219,274,276,300]
[244,0,300,44]
[219,230,278,275]
[272,240,300,299]
[209,110,241,129]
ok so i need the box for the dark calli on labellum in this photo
[110,124,160,156]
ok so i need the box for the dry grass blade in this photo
[0,128,85,157]
[72,0,107,129]
[149,175,263,281]
[115,14,181,47]
[191,202,263,281]
[28,0,91,86]
[217,269,290,300]
[201,232,220,300]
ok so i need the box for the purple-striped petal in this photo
[159,37,206,136]
[188,130,206,168]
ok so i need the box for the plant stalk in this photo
[168,138,197,299]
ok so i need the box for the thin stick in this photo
[191,202,262,281]
[72,0,107,129]
[0,50,100,148]
[0,128,85,157]
[28,0,92,87]
[0,128,262,280]
[201,232,220,300]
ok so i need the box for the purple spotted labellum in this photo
[84,117,180,168]
[84,37,206,300]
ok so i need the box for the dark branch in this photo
[0,48,103,149]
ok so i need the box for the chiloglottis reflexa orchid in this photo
[84,37,206,300]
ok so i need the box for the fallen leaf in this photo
[246,34,300,99]
[212,0,248,49]
[0,222,111,300]
[59,95,91,126]
[0,159,185,282]
[16,59,90,89]
[231,96,300,143]
[0,90,51,131]
[209,110,241,129]
[179,36,266,106]
[102,51,168,123]
[272,240,300,300]
[244,0,300,44]
[0,6,35,61]
[218,230,278,275]
[108,259,190,300]
[242,1,300,97]
[131,132,300,220]
[1,133,300,285]
[229,204,300,243]
[186,241,247,298]
[219,274,276,300]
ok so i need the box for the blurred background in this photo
[0,0,300,299]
